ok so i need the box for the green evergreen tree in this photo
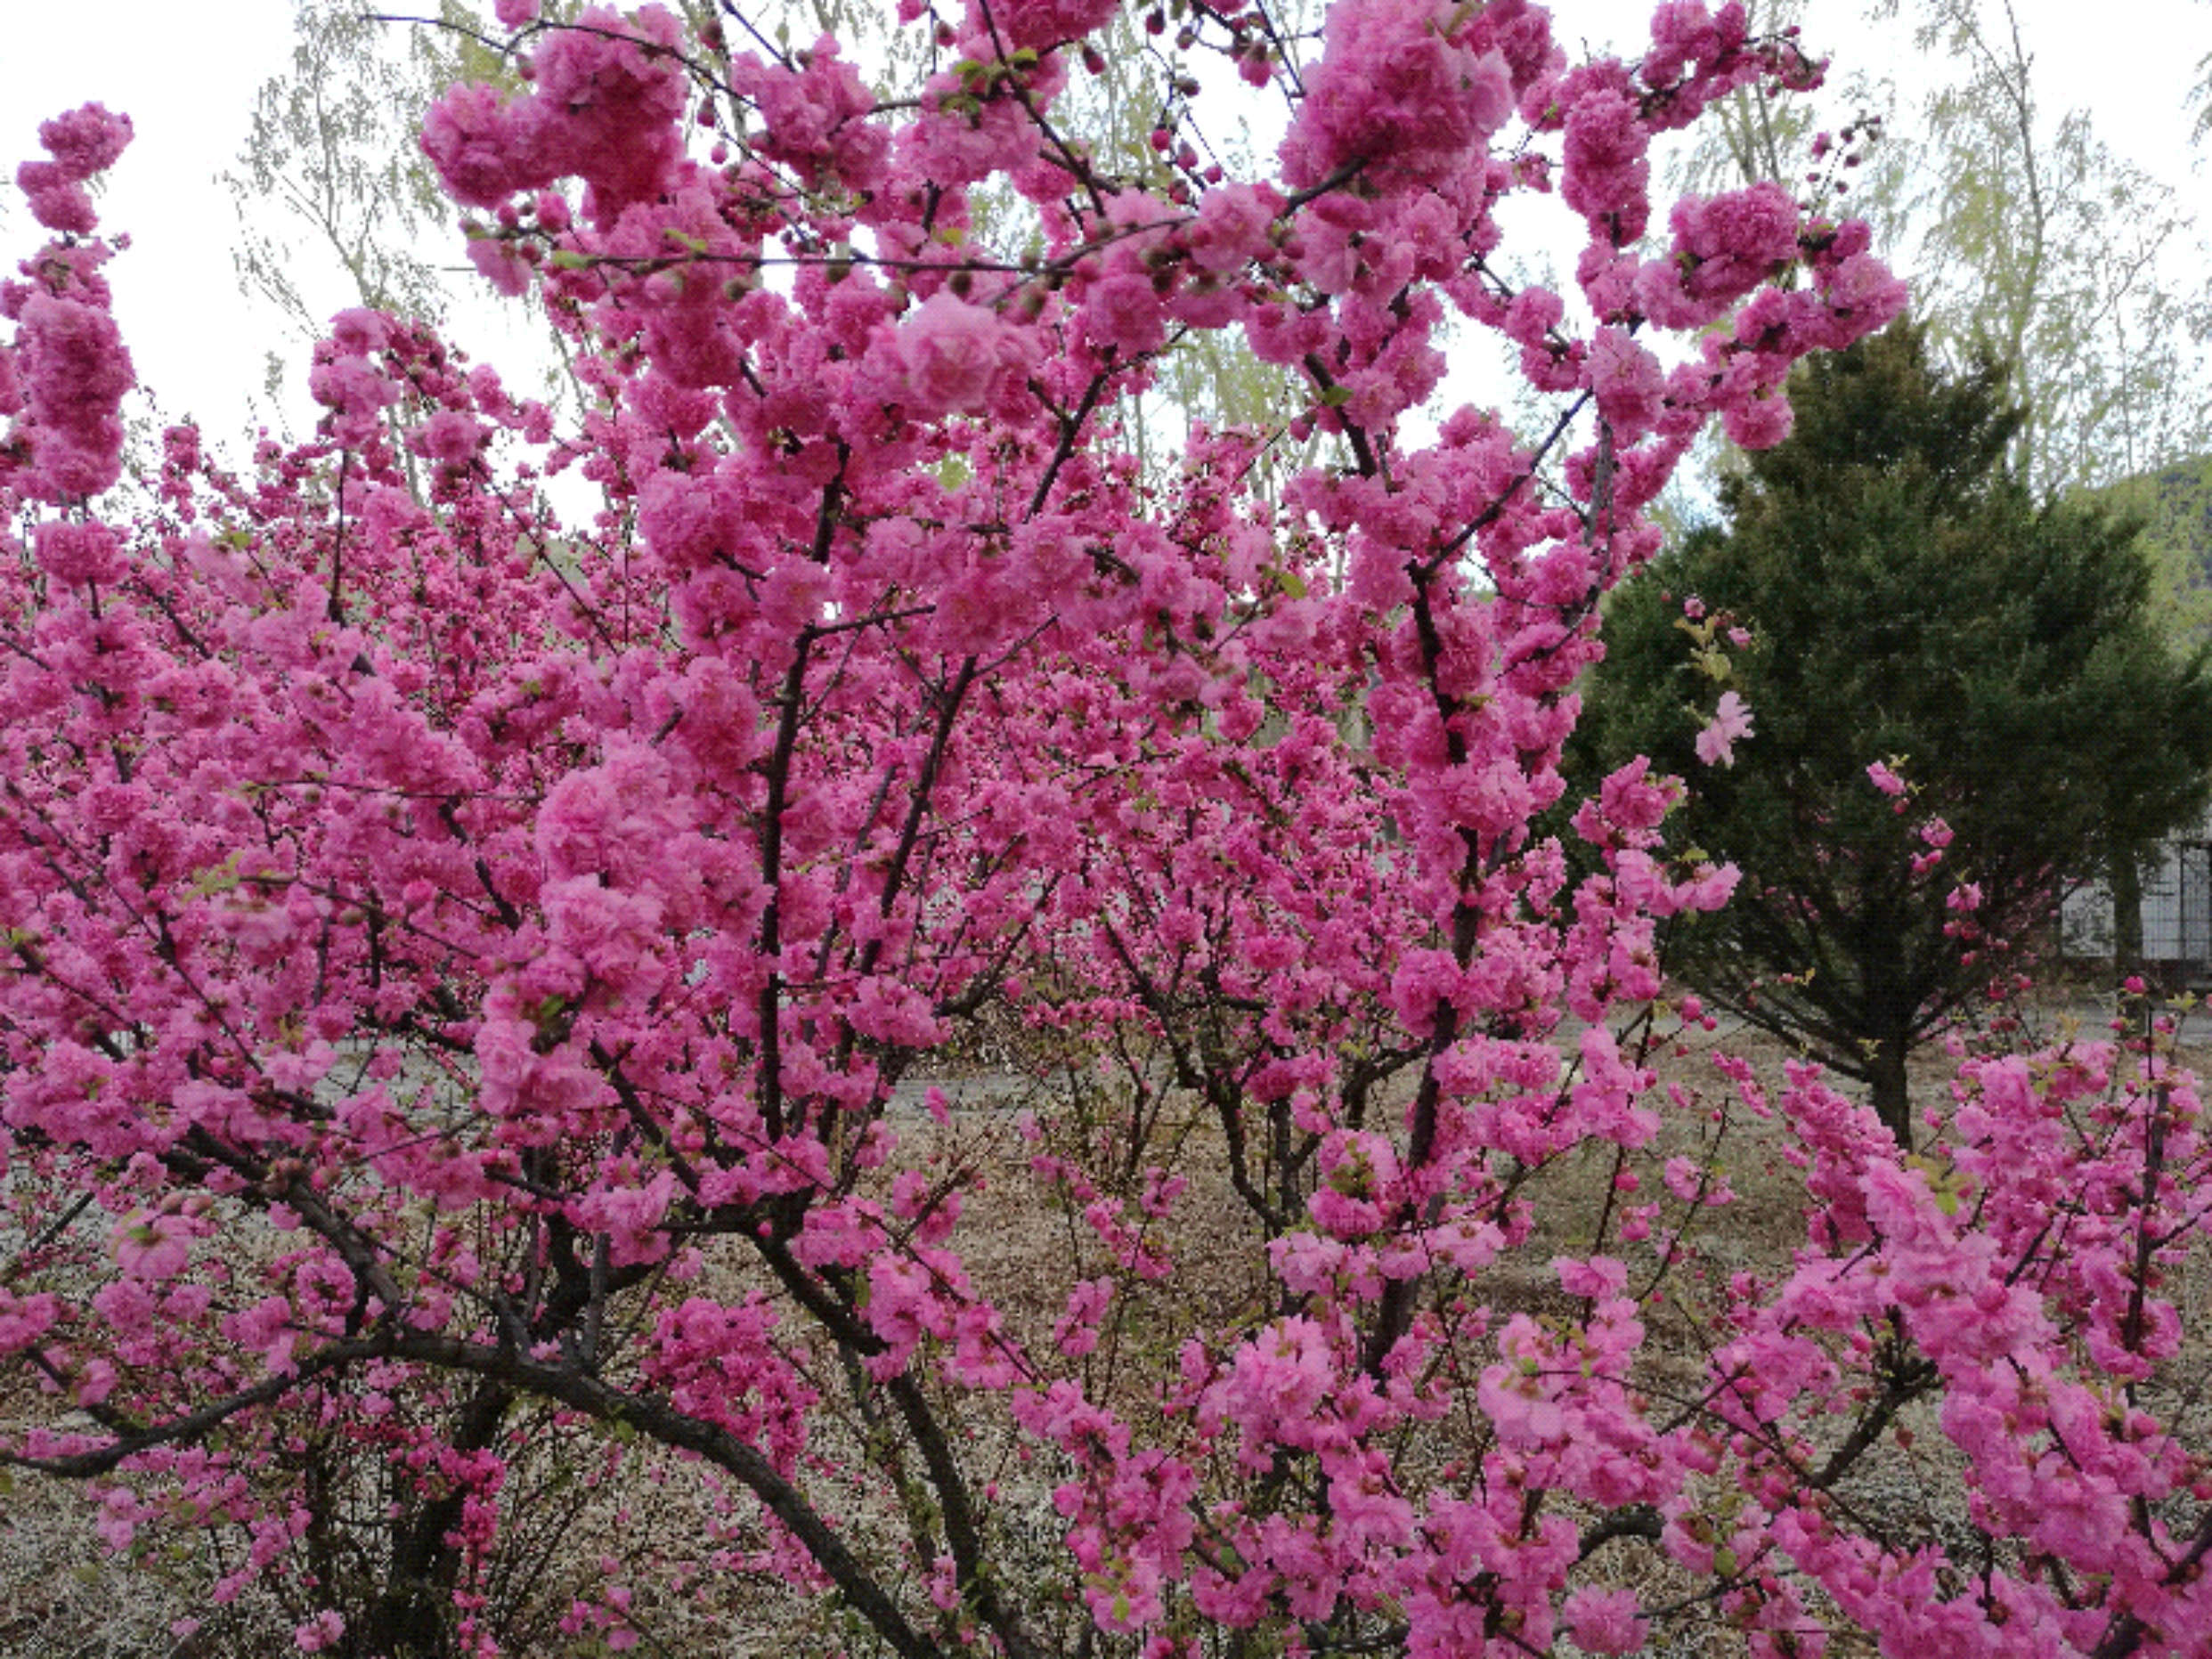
[1573,321,2212,1143]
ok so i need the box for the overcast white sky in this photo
[2,0,2206,457]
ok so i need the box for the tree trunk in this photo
[1867,1030,1915,1150]
[354,1382,513,1659]
[2113,845,2145,982]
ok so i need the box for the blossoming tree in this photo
[4,3,2210,1656]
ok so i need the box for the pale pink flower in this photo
[1185,183,1280,273]
[1866,760,1907,797]
[467,236,533,297]
[1695,689,1753,767]
[897,291,1015,416]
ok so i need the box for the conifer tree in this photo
[1576,320,2212,1142]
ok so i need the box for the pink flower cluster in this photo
[1695,687,1754,766]
[13,103,131,234]
[968,0,1120,53]
[2,106,135,501]
[896,290,1029,417]
[1281,0,1517,188]
[421,5,688,226]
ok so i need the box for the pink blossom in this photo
[112,1214,190,1282]
[419,83,547,209]
[1185,183,1281,273]
[741,38,888,192]
[1560,79,1651,242]
[17,292,134,498]
[37,104,134,181]
[410,409,486,467]
[530,5,689,223]
[1053,1278,1113,1359]
[1281,0,1516,188]
[0,14,2051,1655]
[1080,273,1169,359]
[1663,1155,1711,1202]
[1695,689,1753,766]
[1562,1586,1647,1655]
[92,1279,156,1338]
[1817,250,1910,341]
[1720,386,1794,448]
[0,1293,60,1354]
[329,308,391,355]
[1587,326,1665,443]
[20,175,97,235]
[308,349,400,447]
[1866,760,1907,797]
[467,235,533,296]
[569,1170,677,1267]
[32,519,124,586]
[1666,183,1802,312]
[968,0,1118,52]
[1477,1350,1567,1445]
[1556,1254,1631,1299]
[95,1486,143,1549]
[897,291,1019,416]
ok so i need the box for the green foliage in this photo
[1572,321,2212,1140]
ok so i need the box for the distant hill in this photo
[2100,455,2212,640]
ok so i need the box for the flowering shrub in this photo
[4,4,2207,1656]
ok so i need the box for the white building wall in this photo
[2062,805,2212,968]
